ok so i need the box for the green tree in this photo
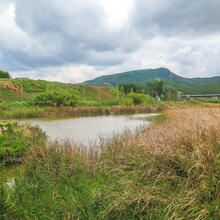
[0,70,11,79]
[163,86,179,101]
[118,83,141,94]
[147,79,164,98]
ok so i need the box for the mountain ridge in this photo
[84,67,220,94]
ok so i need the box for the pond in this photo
[1,113,158,184]
[22,113,158,145]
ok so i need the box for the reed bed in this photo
[0,105,162,119]
[1,107,219,219]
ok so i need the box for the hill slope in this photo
[0,78,117,103]
[84,68,220,94]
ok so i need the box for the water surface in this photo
[23,113,158,145]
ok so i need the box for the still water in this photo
[1,113,158,184]
[23,113,158,145]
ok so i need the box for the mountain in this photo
[84,68,220,94]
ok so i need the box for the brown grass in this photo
[100,107,220,218]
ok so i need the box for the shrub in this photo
[144,94,155,105]
[123,96,133,106]
[34,91,79,107]
[127,92,146,105]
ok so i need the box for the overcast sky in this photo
[0,0,220,83]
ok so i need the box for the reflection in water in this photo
[23,113,158,145]
[0,164,23,185]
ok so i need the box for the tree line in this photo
[118,79,179,103]
[0,70,11,79]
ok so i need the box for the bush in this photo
[123,93,155,106]
[34,91,79,107]
[127,92,153,105]
[144,94,155,105]
[123,96,133,106]
[127,92,145,105]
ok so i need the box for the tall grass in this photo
[0,105,162,119]
[0,122,46,165]
[1,107,219,219]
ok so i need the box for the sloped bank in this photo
[0,121,46,165]
[0,105,163,119]
[0,107,219,219]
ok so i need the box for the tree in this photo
[0,70,11,79]
[147,79,164,98]
[164,86,179,101]
[118,83,141,94]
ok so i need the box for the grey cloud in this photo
[133,0,220,37]
[0,0,140,72]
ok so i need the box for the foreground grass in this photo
[1,107,220,219]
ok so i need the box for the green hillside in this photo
[0,78,117,103]
[84,68,220,94]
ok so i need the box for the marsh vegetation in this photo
[1,107,219,219]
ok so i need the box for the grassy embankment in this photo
[0,107,219,219]
[0,78,158,118]
[0,121,46,165]
[0,78,117,103]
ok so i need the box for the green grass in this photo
[196,97,220,103]
[0,107,219,219]
[0,121,46,165]
[0,99,207,120]
[0,105,159,119]
[0,78,118,103]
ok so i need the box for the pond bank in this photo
[0,121,46,166]
[0,105,163,119]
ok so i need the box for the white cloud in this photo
[99,0,134,28]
